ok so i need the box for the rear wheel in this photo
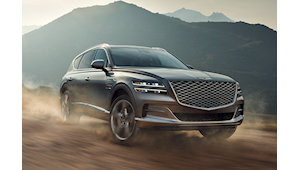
[61,91,81,124]
[110,95,142,145]
[199,126,237,140]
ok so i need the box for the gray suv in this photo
[60,44,244,144]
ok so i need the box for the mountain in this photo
[22,25,41,35]
[164,8,211,22]
[22,1,277,114]
[208,12,235,22]
[164,8,234,22]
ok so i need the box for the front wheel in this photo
[109,95,142,145]
[199,126,237,140]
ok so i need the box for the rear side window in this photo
[78,50,95,69]
[73,55,83,69]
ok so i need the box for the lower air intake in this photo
[173,113,234,121]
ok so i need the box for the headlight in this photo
[132,81,167,94]
[132,81,164,87]
[236,82,242,97]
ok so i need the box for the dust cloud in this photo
[22,85,61,120]
[22,85,277,170]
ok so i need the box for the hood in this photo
[115,67,235,82]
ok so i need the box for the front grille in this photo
[170,81,236,109]
[173,112,234,121]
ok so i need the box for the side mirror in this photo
[187,65,194,69]
[91,59,104,69]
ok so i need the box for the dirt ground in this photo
[22,86,277,170]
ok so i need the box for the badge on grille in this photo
[198,77,212,80]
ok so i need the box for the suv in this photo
[60,44,244,143]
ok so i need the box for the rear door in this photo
[73,50,96,105]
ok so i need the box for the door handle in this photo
[85,77,90,81]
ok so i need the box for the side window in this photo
[78,50,96,69]
[94,49,108,67]
[73,55,83,69]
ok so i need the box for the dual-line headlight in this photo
[132,81,167,94]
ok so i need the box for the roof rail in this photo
[101,43,110,47]
[152,47,166,51]
[88,43,110,49]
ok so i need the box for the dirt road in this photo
[22,87,277,170]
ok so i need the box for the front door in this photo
[84,49,113,120]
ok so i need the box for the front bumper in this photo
[133,92,244,130]
[135,109,243,130]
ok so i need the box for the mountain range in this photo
[22,1,277,114]
[164,8,234,22]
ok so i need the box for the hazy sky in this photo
[22,0,277,30]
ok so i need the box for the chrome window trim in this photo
[72,48,112,71]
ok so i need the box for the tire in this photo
[61,90,81,124]
[109,95,142,145]
[199,126,237,140]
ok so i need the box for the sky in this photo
[22,0,277,30]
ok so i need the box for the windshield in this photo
[109,47,188,69]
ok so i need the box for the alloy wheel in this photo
[110,99,136,141]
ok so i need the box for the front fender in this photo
[109,83,139,115]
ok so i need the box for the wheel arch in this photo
[60,83,69,96]
[110,83,136,113]
[59,83,69,104]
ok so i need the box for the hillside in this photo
[164,8,234,22]
[22,1,277,114]
[164,8,211,22]
[208,12,235,22]
[22,25,41,35]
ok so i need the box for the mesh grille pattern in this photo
[170,81,236,109]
